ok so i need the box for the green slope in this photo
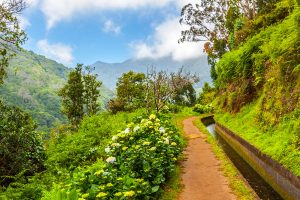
[213,3,300,175]
[0,49,114,131]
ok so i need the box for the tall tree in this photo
[179,0,258,82]
[116,71,146,110]
[0,0,27,84]
[109,71,146,113]
[170,68,199,106]
[58,64,85,129]
[146,67,199,112]
[83,66,102,115]
[146,69,170,113]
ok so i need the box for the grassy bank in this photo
[215,101,300,177]
[1,108,191,200]
[194,115,256,200]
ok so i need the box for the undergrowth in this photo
[215,101,300,176]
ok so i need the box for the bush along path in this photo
[54,114,183,199]
[178,117,236,200]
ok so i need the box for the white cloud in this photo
[40,0,174,29]
[37,39,74,66]
[26,0,40,7]
[18,16,31,29]
[131,17,206,61]
[103,20,121,34]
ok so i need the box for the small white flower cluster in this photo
[111,143,121,147]
[104,114,179,167]
[163,137,169,144]
[159,127,165,133]
[133,125,140,132]
[106,156,116,163]
[124,127,130,134]
[105,147,111,153]
[112,135,118,141]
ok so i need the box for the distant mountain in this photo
[91,55,211,90]
[0,50,114,131]
[0,50,210,130]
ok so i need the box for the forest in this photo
[0,0,299,199]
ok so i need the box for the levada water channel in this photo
[205,122,284,200]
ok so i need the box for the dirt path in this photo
[178,117,236,200]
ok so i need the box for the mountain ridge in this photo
[91,55,211,90]
[0,49,211,130]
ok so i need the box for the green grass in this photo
[214,101,300,177]
[160,165,182,200]
[194,115,256,200]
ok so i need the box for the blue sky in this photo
[20,0,204,67]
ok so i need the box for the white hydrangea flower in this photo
[111,143,121,147]
[112,136,118,141]
[159,127,165,133]
[133,125,140,132]
[106,157,116,163]
[103,171,109,176]
[105,147,111,153]
[124,127,130,134]
[164,137,170,144]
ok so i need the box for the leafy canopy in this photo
[0,100,45,186]
[0,0,27,84]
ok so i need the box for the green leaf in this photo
[151,186,160,193]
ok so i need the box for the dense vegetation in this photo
[109,69,198,114]
[195,0,300,176]
[0,0,27,84]
[0,109,184,200]
[0,100,45,186]
[1,0,299,199]
[58,64,102,129]
[0,50,70,130]
[50,114,182,199]
[0,50,114,131]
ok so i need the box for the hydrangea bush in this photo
[58,114,183,199]
[193,104,214,114]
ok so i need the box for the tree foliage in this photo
[0,100,45,186]
[145,67,199,112]
[83,66,102,116]
[59,64,102,128]
[58,64,85,129]
[109,68,198,114]
[0,0,27,84]
[179,0,290,82]
[170,68,198,106]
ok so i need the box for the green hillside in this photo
[211,2,300,175]
[0,49,114,131]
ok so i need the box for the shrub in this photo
[45,110,147,171]
[0,100,45,186]
[193,104,214,114]
[56,114,183,199]
[107,99,126,114]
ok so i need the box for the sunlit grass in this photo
[215,101,300,177]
